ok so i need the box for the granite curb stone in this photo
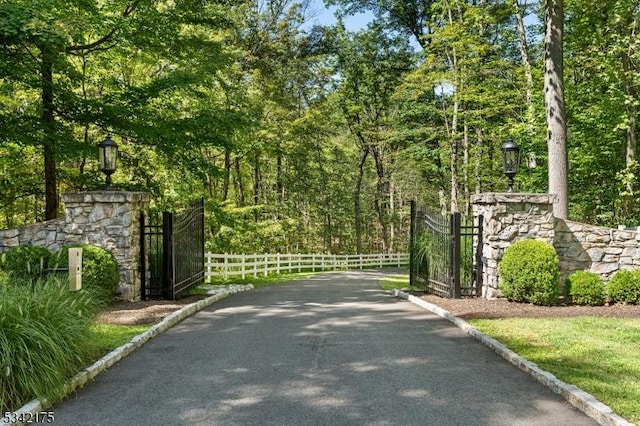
[393,289,634,426]
[1,284,254,426]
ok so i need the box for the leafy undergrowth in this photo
[470,317,640,424]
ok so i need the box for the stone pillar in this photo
[62,191,150,301]
[470,193,557,298]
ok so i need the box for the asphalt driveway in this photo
[52,270,596,425]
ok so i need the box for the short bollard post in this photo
[68,248,83,291]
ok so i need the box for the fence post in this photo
[450,212,462,299]
[253,254,258,278]
[276,253,281,275]
[205,253,211,284]
[264,254,269,277]
[162,210,175,300]
[312,254,316,272]
[241,254,246,280]
[223,254,228,280]
[409,200,416,288]
[475,215,484,297]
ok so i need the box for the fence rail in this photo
[205,252,409,280]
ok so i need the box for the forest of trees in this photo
[1,0,639,254]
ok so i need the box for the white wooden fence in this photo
[205,252,409,281]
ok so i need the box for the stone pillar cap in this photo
[470,193,558,205]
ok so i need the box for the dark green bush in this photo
[608,269,640,304]
[498,239,560,306]
[566,271,606,306]
[52,244,120,304]
[0,277,100,412]
[2,245,51,279]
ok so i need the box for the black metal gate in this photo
[140,198,205,300]
[409,201,483,298]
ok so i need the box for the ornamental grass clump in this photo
[0,276,101,413]
[608,269,640,304]
[566,271,606,306]
[498,239,560,306]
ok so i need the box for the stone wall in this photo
[0,191,150,301]
[471,192,640,298]
[555,220,640,278]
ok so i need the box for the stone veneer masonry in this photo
[471,193,640,298]
[0,191,150,301]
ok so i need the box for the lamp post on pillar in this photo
[98,135,118,190]
[501,137,521,193]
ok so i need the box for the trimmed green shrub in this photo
[0,277,100,412]
[1,245,51,279]
[566,271,606,306]
[498,239,560,306]
[52,244,120,304]
[608,270,640,304]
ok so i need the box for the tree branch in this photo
[65,0,142,54]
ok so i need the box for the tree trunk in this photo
[234,157,245,206]
[475,127,483,194]
[389,176,395,253]
[371,147,389,252]
[622,50,637,174]
[222,149,231,201]
[354,150,369,254]
[514,0,535,136]
[41,45,58,220]
[253,151,260,222]
[544,0,568,219]
[463,122,470,216]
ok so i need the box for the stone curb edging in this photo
[393,290,634,426]
[1,284,254,426]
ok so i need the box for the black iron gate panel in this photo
[165,198,205,299]
[409,203,452,298]
[409,201,483,298]
[459,215,483,297]
[141,198,205,300]
[140,212,164,300]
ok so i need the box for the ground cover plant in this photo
[469,317,640,424]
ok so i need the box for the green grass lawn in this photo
[207,271,317,288]
[88,324,151,357]
[469,317,640,424]
[379,274,425,292]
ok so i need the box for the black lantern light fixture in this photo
[501,137,521,193]
[98,134,118,190]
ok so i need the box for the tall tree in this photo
[544,0,568,218]
[335,24,415,252]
